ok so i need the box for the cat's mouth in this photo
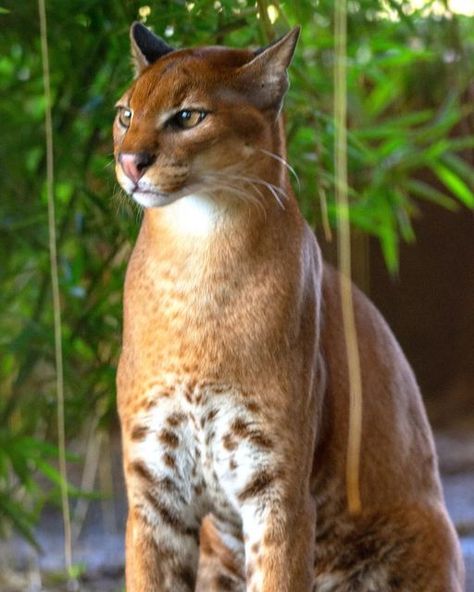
[129,177,208,209]
[118,168,208,209]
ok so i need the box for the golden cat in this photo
[114,22,464,591]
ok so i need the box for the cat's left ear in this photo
[237,27,300,113]
[130,22,174,76]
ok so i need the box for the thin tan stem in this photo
[38,0,74,575]
[334,0,363,515]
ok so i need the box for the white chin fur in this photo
[125,184,224,236]
[132,191,177,208]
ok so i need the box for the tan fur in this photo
[114,25,464,591]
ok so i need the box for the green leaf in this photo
[380,223,399,275]
[441,153,474,187]
[0,492,40,549]
[406,179,458,211]
[432,163,474,207]
[35,459,100,499]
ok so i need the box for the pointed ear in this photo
[236,27,300,113]
[130,22,174,76]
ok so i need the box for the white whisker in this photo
[259,148,300,191]
[201,176,267,218]
[207,171,288,211]
[221,173,288,211]
[112,185,143,222]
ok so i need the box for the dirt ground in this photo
[0,417,473,592]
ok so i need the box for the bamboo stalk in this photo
[38,0,75,580]
[334,0,363,515]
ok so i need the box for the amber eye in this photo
[171,110,207,130]
[117,107,132,128]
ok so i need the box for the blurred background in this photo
[0,0,473,590]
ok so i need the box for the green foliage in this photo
[0,0,473,542]
[0,430,77,547]
[286,0,474,269]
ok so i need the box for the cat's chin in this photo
[131,190,179,208]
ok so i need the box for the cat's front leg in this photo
[122,397,202,592]
[125,503,199,592]
[240,492,316,592]
[213,392,317,591]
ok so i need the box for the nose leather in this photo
[119,152,155,184]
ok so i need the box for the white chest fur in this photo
[160,194,225,237]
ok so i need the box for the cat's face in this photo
[114,24,299,208]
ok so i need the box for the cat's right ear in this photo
[236,27,301,114]
[130,22,174,76]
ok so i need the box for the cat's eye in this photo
[117,107,132,128]
[171,110,207,130]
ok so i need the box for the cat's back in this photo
[318,263,443,504]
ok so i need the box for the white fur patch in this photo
[160,194,223,236]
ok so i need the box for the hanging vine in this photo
[38,0,74,582]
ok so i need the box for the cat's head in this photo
[114,23,300,208]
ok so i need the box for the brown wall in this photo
[319,197,473,428]
[369,203,474,426]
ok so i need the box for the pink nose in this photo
[119,152,155,184]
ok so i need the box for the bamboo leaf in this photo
[0,492,40,550]
[406,179,459,211]
[432,163,474,207]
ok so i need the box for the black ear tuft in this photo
[130,22,174,75]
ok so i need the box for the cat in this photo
[113,22,464,592]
